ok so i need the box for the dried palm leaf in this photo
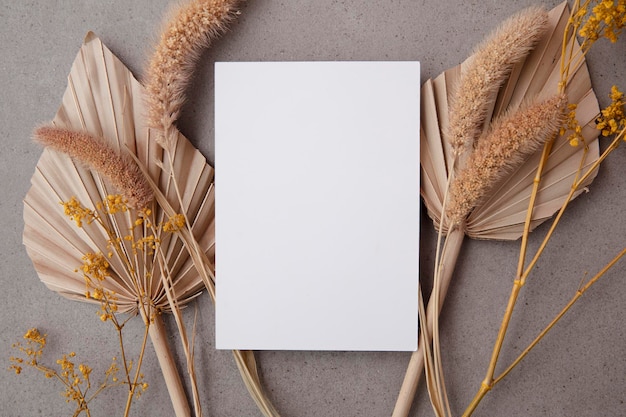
[394,3,602,417]
[23,32,215,417]
[421,1,600,240]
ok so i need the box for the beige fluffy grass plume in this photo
[446,6,549,158]
[144,0,239,151]
[34,126,154,209]
[446,93,568,227]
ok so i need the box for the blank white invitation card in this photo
[215,61,420,351]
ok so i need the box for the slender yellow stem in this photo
[522,131,623,280]
[463,246,626,417]
[494,246,626,384]
[124,313,152,417]
[464,127,625,417]
[471,126,559,413]
[469,244,625,417]
[517,139,554,283]
[116,322,132,389]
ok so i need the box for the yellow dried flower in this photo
[579,0,626,43]
[596,85,625,137]
[163,213,186,232]
[81,252,110,282]
[561,103,585,146]
[61,197,95,228]
[102,194,129,215]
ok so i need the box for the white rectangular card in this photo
[215,61,420,351]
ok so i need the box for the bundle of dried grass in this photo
[446,93,568,227]
[143,1,280,416]
[446,6,549,160]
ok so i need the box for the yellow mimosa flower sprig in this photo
[59,194,192,416]
[8,328,147,417]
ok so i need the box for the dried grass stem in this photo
[446,93,567,227]
[33,126,153,209]
[144,0,240,151]
[446,6,549,159]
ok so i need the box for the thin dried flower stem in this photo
[34,126,153,209]
[144,0,240,152]
[494,246,626,385]
[522,127,624,281]
[154,238,203,417]
[463,121,626,417]
[392,228,464,417]
[463,243,626,417]
[418,286,444,417]
[446,94,568,226]
[130,153,280,417]
[123,321,151,417]
[143,2,280,415]
[446,6,549,160]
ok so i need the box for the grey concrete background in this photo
[1,1,625,416]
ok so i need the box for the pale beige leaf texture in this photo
[22,33,215,417]
[421,1,601,240]
[23,32,214,312]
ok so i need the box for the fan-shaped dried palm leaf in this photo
[421,1,600,239]
[394,3,602,417]
[23,33,215,417]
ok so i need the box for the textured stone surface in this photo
[1,1,625,416]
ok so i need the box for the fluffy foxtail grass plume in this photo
[144,0,240,151]
[446,93,568,227]
[446,6,549,159]
[33,126,153,209]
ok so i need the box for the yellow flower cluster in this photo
[163,213,186,232]
[78,251,120,321]
[596,85,625,137]
[98,194,129,215]
[61,197,95,228]
[9,328,47,374]
[9,328,124,414]
[80,252,110,281]
[579,0,626,43]
[132,235,159,253]
[105,357,120,383]
[561,103,585,146]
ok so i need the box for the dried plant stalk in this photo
[395,4,591,416]
[144,1,280,416]
[33,126,153,209]
[145,0,240,151]
[446,6,549,160]
[446,93,568,226]
[24,34,216,417]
